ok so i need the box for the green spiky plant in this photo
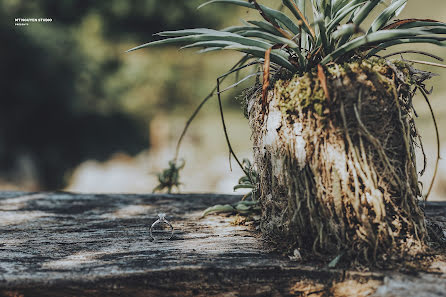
[129,0,446,264]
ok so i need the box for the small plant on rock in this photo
[129,0,446,265]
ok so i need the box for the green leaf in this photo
[392,0,406,16]
[234,184,255,190]
[222,25,256,33]
[238,175,252,183]
[198,0,251,9]
[352,0,381,26]
[127,36,197,52]
[236,200,258,206]
[222,44,298,71]
[315,16,331,54]
[337,0,380,46]
[366,37,446,57]
[235,203,251,212]
[397,21,446,29]
[181,40,237,49]
[240,30,299,48]
[331,23,357,40]
[282,0,316,40]
[199,0,301,35]
[181,40,299,71]
[320,0,332,19]
[327,2,365,33]
[321,29,432,64]
[157,28,217,37]
[257,4,302,36]
[368,0,407,33]
[332,0,367,18]
[126,30,303,69]
[328,253,343,268]
[332,0,353,12]
[127,31,273,53]
[295,0,309,50]
[234,200,260,213]
[296,0,306,13]
[197,47,222,53]
[419,27,446,34]
[248,20,288,36]
[202,204,235,217]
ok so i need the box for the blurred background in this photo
[1,0,445,200]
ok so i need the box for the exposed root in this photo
[418,87,440,201]
[248,58,430,265]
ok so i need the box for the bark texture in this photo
[248,59,427,263]
[0,192,445,296]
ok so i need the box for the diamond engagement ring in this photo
[150,213,174,240]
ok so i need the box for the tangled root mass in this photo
[248,58,431,264]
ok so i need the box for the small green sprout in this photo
[153,159,185,194]
[234,158,258,201]
[201,200,260,217]
[201,158,260,218]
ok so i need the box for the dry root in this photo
[248,58,427,264]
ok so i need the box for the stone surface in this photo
[0,192,445,296]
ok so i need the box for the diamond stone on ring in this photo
[150,213,174,240]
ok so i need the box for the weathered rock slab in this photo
[0,192,445,296]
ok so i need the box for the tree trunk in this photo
[248,59,427,264]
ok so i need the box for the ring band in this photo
[150,213,173,240]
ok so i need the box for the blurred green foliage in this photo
[3,0,443,191]
[0,0,239,189]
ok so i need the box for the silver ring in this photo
[150,213,173,240]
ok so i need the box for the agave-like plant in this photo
[129,0,445,265]
[128,0,445,72]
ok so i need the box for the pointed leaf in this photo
[352,0,381,26]
[127,31,274,52]
[248,20,289,36]
[328,253,343,268]
[282,0,316,40]
[332,0,352,12]
[219,71,261,93]
[197,47,222,53]
[199,0,301,36]
[157,28,217,37]
[419,27,446,34]
[366,37,446,57]
[234,184,256,190]
[398,21,446,30]
[369,0,407,33]
[327,2,366,33]
[222,45,298,71]
[222,25,256,33]
[296,0,309,51]
[235,203,251,212]
[240,30,299,48]
[127,36,201,52]
[315,16,331,54]
[237,200,259,206]
[337,0,380,46]
[181,40,237,49]
[202,204,235,217]
[321,29,433,64]
[198,0,252,9]
[238,176,252,183]
[382,18,442,30]
[393,0,406,17]
[332,23,357,40]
